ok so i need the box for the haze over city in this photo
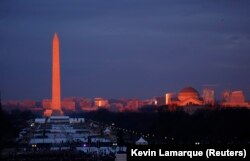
[1,0,250,100]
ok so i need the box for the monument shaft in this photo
[52,33,62,113]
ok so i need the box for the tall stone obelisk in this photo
[51,33,63,116]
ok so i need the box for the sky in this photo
[0,0,250,100]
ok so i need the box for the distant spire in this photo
[54,32,58,39]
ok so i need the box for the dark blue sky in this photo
[1,0,250,100]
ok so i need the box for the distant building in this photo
[5,100,20,106]
[165,93,174,105]
[153,97,166,106]
[126,99,143,111]
[62,98,76,111]
[94,98,109,108]
[230,91,245,103]
[19,100,36,108]
[202,88,215,106]
[222,90,231,102]
[42,99,51,109]
[109,103,124,112]
[79,98,92,109]
[221,90,250,108]
[165,87,203,107]
[2,99,38,111]
[78,98,98,112]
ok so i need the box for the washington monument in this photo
[44,33,63,116]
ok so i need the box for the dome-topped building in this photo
[178,87,200,101]
[165,86,203,107]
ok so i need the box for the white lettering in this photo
[158,150,203,158]
[131,149,156,156]
[131,149,138,156]
[207,149,244,158]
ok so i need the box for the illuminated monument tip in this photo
[44,32,63,117]
[53,32,59,41]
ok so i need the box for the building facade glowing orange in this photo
[94,97,109,108]
[165,87,203,107]
[221,90,250,108]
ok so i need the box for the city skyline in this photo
[1,0,250,100]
